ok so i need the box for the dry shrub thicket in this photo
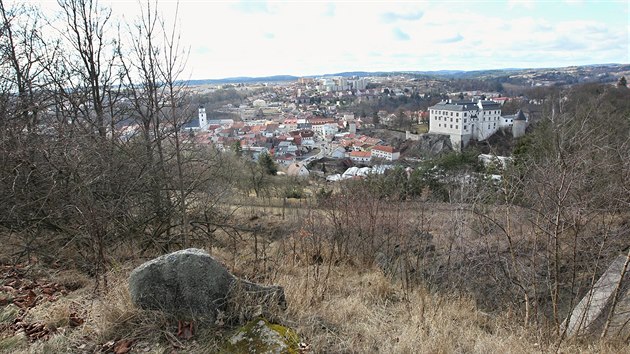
[1,0,630,352]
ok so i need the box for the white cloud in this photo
[507,0,536,10]
[16,0,630,78]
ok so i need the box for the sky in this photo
[25,0,630,79]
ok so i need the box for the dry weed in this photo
[274,261,630,354]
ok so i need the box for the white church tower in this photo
[198,105,207,131]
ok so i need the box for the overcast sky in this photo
[31,0,630,79]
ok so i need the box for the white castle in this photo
[428,99,528,149]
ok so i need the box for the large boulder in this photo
[128,249,285,321]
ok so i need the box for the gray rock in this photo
[220,318,300,353]
[128,248,285,321]
[402,134,454,158]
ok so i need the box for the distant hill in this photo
[185,75,299,85]
[187,64,629,85]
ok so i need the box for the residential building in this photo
[371,145,400,161]
[287,163,310,177]
[275,141,299,156]
[348,150,371,164]
[299,130,315,147]
[312,122,338,137]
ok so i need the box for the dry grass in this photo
[2,209,630,353]
[2,257,629,354]
[279,263,510,353]
[275,262,630,354]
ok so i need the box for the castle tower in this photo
[198,105,207,130]
[512,110,528,138]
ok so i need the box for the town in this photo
[113,64,627,181]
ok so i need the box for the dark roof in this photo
[514,110,527,121]
[183,118,200,128]
[430,100,478,111]
[478,100,501,109]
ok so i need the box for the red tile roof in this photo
[372,145,396,153]
[349,151,371,158]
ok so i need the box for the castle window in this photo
[456,125,458,129]
[464,119,467,123]
[464,125,467,130]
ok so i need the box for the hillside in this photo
[1,203,629,353]
[185,64,630,85]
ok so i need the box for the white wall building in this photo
[348,151,371,164]
[370,145,400,161]
[312,123,339,137]
[428,100,503,150]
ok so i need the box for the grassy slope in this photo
[1,210,628,354]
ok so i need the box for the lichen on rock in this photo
[220,318,300,354]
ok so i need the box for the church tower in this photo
[198,105,207,130]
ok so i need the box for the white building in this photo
[348,151,371,164]
[428,100,502,149]
[252,99,267,107]
[349,77,367,91]
[286,163,310,177]
[312,122,339,137]
[183,106,208,131]
[370,145,400,161]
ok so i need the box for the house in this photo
[349,150,371,164]
[275,141,299,156]
[312,122,339,137]
[330,146,347,159]
[243,146,270,161]
[428,99,502,150]
[295,95,310,104]
[274,153,295,167]
[492,97,511,105]
[286,163,310,177]
[371,145,400,161]
[299,130,315,148]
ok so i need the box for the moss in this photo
[0,304,20,324]
[220,318,300,354]
[0,333,27,352]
